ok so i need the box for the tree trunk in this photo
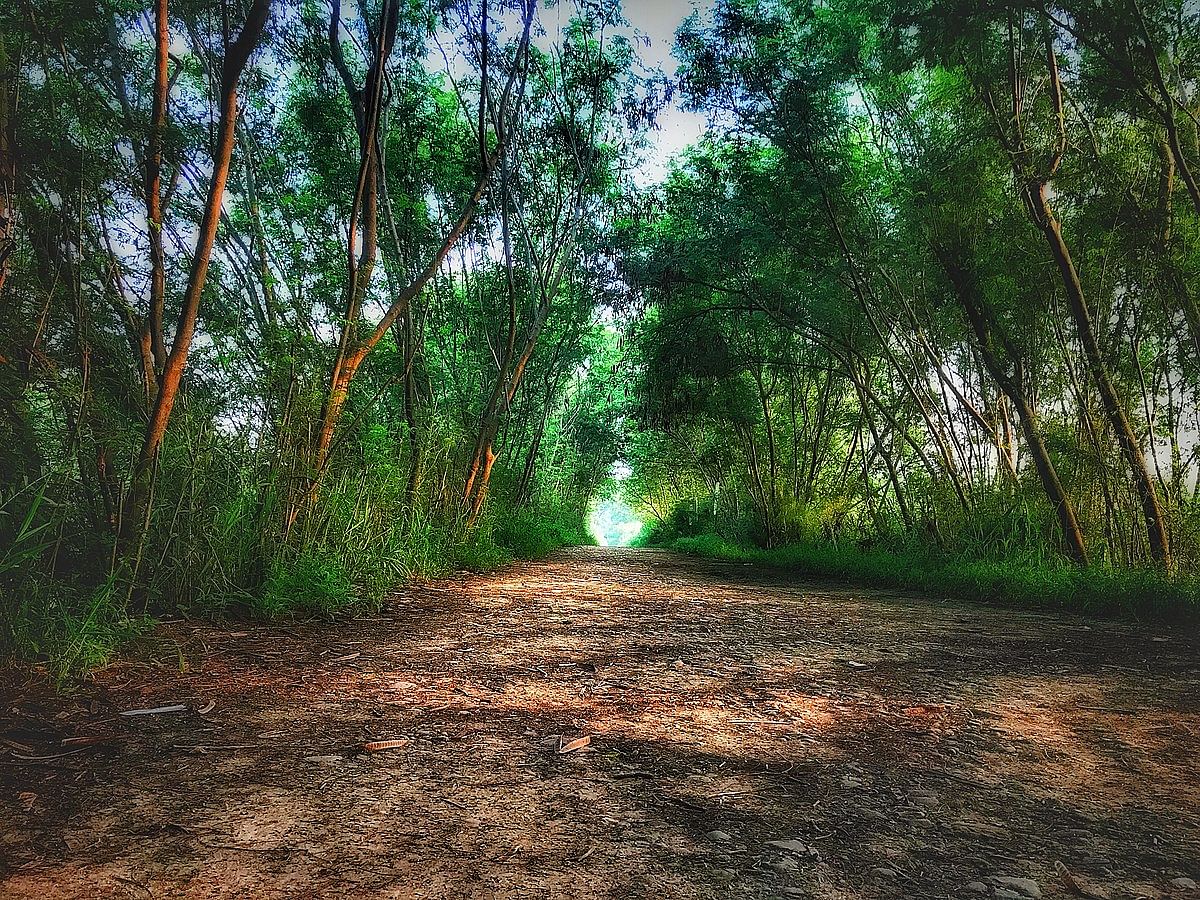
[1025,180,1170,566]
[944,254,1089,565]
[143,0,169,383]
[0,35,18,302]
[118,0,272,551]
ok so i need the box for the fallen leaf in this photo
[1056,860,1110,899]
[332,653,361,663]
[558,735,591,754]
[846,661,867,669]
[363,739,410,753]
[18,791,37,812]
[197,701,216,715]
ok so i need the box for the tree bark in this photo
[143,0,170,382]
[0,35,18,302]
[1025,180,1170,565]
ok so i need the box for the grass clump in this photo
[493,503,592,559]
[253,547,356,618]
[2,577,153,684]
[656,531,1200,624]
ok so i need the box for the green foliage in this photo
[623,0,1200,598]
[0,0,632,675]
[7,0,1200,679]
[657,531,1200,623]
[254,547,354,619]
[2,575,153,684]
[494,502,594,560]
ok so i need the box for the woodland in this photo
[2,0,1200,678]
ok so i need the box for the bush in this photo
[2,576,153,684]
[253,547,355,618]
[492,500,592,560]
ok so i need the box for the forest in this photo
[4,0,1200,675]
[2,1,1199,897]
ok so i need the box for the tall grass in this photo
[1,417,593,680]
[652,530,1200,623]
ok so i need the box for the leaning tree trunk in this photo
[944,256,1089,565]
[118,0,272,553]
[1025,180,1170,566]
[976,24,1171,567]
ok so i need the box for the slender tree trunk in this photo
[0,35,18,302]
[118,0,272,551]
[1025,180,1170,565]
[143,0,169,383]
[944,255,1088,564]
[464,304,549,521]
[976,25,1170,566]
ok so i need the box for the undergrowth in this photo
[646,530,1200,623]
[1,462,591,682]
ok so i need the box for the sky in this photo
[537,0,712,184]
[619,1,711,182]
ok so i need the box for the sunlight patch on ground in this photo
[589,499,643,547]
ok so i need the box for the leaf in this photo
[1056,861,1110,899]
[331,652,361,663]
[558,735,592,754]
[197,701,216,715]
[119,704,187,717]
[363,739,410,753]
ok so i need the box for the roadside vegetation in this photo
[621,0,1200,624]
[4,0,1200,678]
[0,0,631,677]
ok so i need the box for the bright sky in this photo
[619,1,710,182]
[536,0,711,184]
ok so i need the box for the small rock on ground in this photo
[987,875,1042,898]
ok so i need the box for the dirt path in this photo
[2,548,1198,899]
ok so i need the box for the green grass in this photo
[1,493,594,679]
[659,532,1200,624]
[252,546,356,618]
[493,504,592,560]
[2,577,154,684]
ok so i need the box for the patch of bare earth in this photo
[1,548,1198,899]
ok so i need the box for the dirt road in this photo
[2,548,1198,899]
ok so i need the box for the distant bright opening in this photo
[589,499,644,547]
[589,461,642,547]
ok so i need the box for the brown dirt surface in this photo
[1,547,1199,899]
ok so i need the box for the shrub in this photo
[254,547,355,618]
